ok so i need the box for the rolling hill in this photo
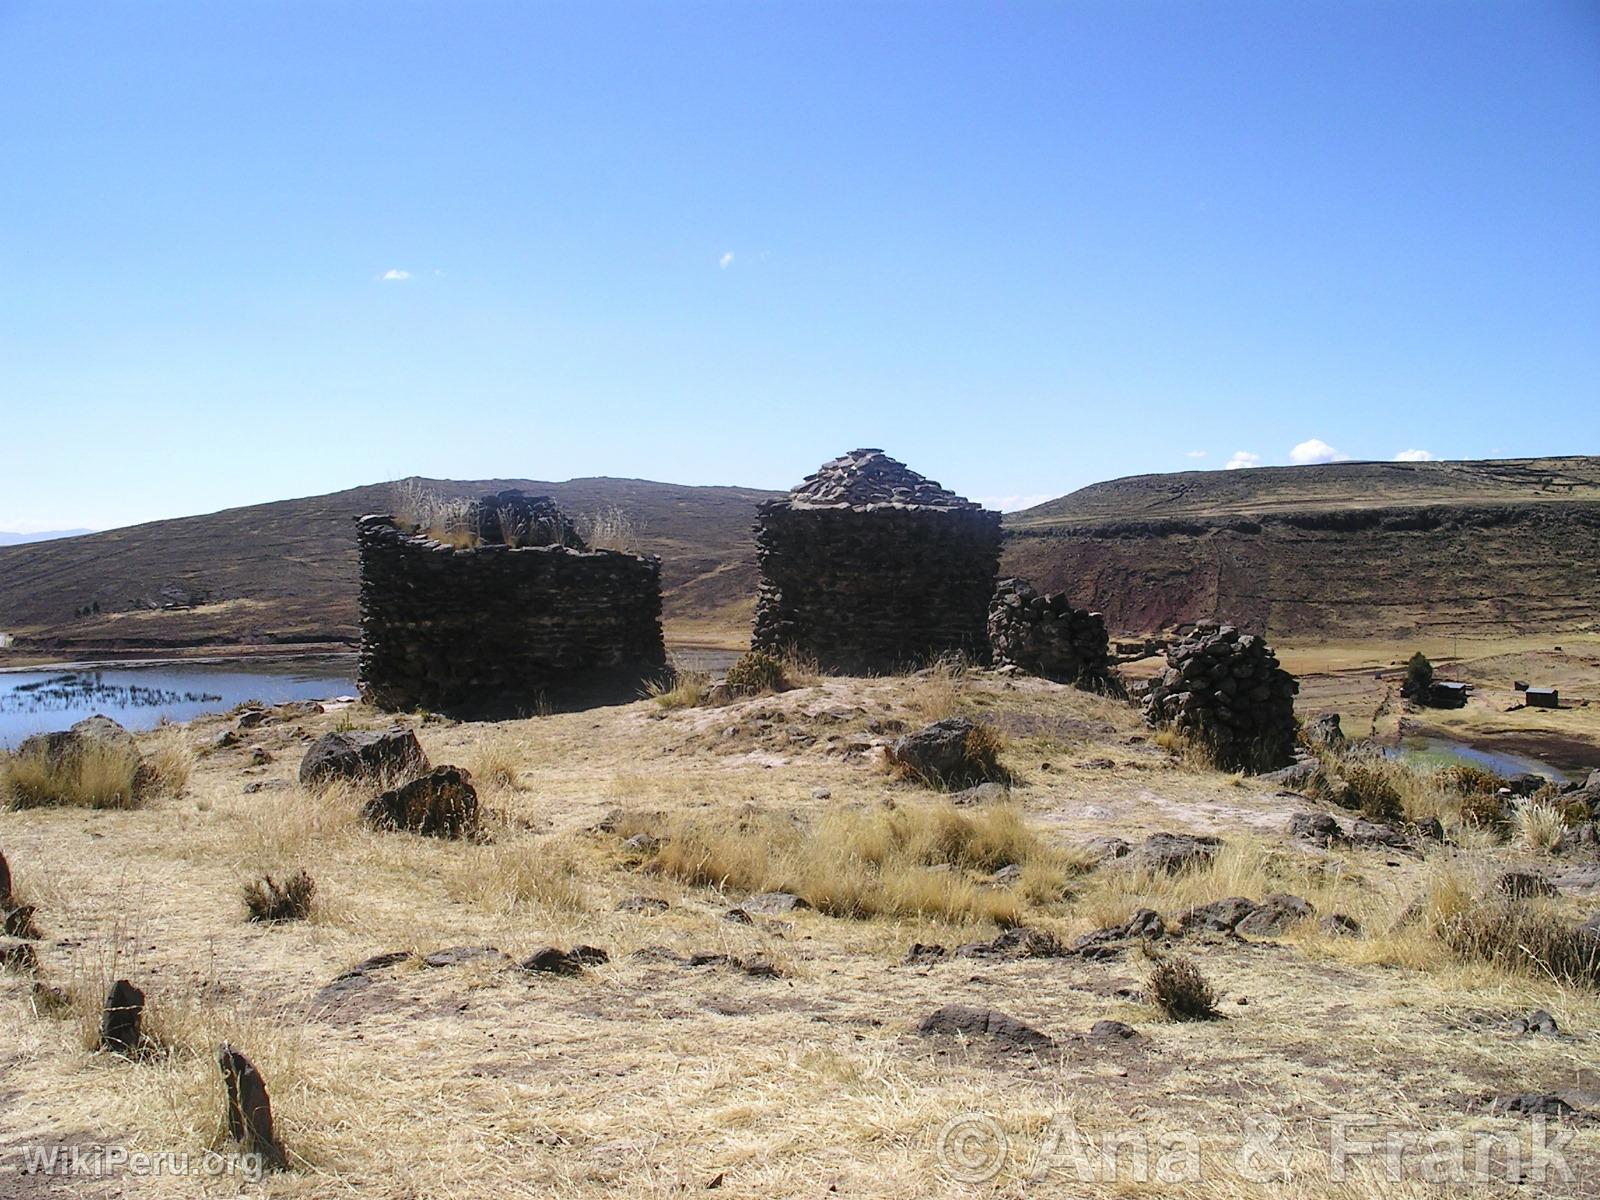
[0,478,780,655]
[1000,456,1600,640]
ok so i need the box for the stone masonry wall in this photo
[1140,623,1298,773]
[751,451,1002,673]
[987,578,1112,686]
[357,515,665,716]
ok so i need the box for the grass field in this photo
[3,665,1598,1196]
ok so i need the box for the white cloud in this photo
[975,494,1053,513]
[1289,438,1346,465]
[718,251,734,269]
[380,269,411,282]
[1393,448,1437,462]
[1224,451,1261,470]
[1184,450,1207,459]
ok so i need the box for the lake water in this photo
[1387,734,1584,785]
[0,656,357,748]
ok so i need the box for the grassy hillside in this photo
[1002,456,1600,640]
[1009,456,1600,528]
[0,477,780,654]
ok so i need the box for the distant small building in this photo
[1428,681,1470,709]
[1525,687,1559,709]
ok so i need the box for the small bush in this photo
[1436,899,1600,987]
[1340,762,1404,822]
[724,651,787,697]
[579,505,642,553]
[1457,789,1510,833]
[1436,764,1504,795]
[242,871,317,923]
[141,728,193,799]
[468,739,520,792]
[1146,956,1219,1021]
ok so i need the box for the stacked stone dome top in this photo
[781,449,985,512]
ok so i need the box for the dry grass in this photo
[1436,897,1600,987]
[905,655,967,722]
[466,735,522,793]
[723,650,787,697]
[1513,798,1566,852]
[2,739,145,810]
[647,800,1072,924]
[444,838,593,916]
[579,504,641,553]
[391,479,478,547]
[643,665,713,709]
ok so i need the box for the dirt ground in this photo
[2,670,1599,1198]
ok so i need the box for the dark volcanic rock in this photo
[1129,832,1223,875]
[1318,914,1361,937]
[1178,897,1260,935]
[903,942,949,966]
[1235,894,1314,937]
[1288,811,1345,845]
[916,1004,1053,1051]
[888,718,999,787]
[422,946,508,969]
[739,891,810,916]
[298,727,427,786]
[362,766,479,838]
[1087,1020,1140,1042]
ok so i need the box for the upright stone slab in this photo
[751,450,1002,673]
[357,493,666,716]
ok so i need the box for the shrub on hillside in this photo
[1146,956,1219,1021]
[1402,652,1434,702]
[724,651,787,697]
[243,871,317,923]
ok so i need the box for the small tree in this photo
[1402,652,1434,702]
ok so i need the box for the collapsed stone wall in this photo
[751,450,1002,673]
[1140,623,1298,772]
[357,513,665,716]
[987,578,1112,686]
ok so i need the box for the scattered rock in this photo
[248,747,273,766]
[948,781,1009,806]
[956,927,1065,961]
[1318,914,1361,938]
[1409,816,1445,841]
[99,979,145,1055]
[1087,1019,1140,1042]
[422,946,508,969]
[1509,1010,1559,1036]
[211,730,241,751]
[1084,836,1132,863]
[1288,811,1344,845]
[242,779,291,795]
[888,718,1002,788]
[298,727,427,786]
[362,766,479,838]
[17,715,148,796]
[0,938,38,972]
[1302,713,1345,749]
[722,908,754,925]
[1178,897,1259,935]
[1262,759,1320,789]
[989,864,1024,887]
[811,787,832,800]
[219,1045,286,1171]
[916,1004,1054,1050]
[520,946,590,976]
[1067,909,1165,958]
[1129,832,1223,875]
[616,896,669,914]
[681,952,780,978]
[1235,894,1315,937]
[739,891,810,916]
[1553,864,1600,894]
[902,942,949,966]
[1348,820,1411,850]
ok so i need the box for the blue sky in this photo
[2,1,1597,530]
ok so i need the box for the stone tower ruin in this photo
[357,490,665,716]
[751,450,1002,673]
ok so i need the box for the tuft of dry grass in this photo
[723,650,787,697]
[466,736,521,793]
[579,504,642,553]
[1145,955,1219,1021]
[646,800,1074,925]
[905,656,968,723]
[1512,798,1566,852]
[242,870,317,923]
[142,726,195,800]
[643,666,712,709]
[2,739,144,810]
[391,479,478,547]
